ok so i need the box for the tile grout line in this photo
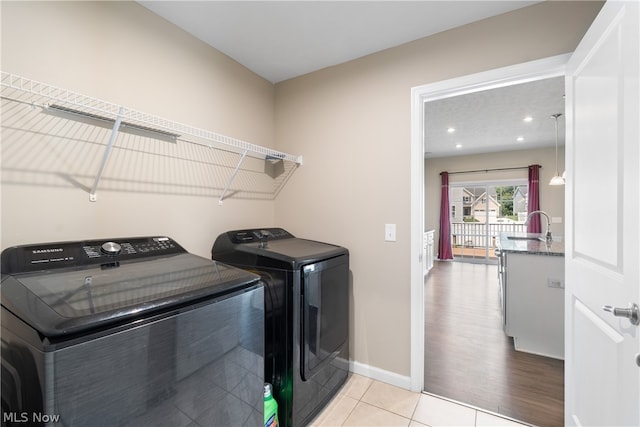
[366,380,417,426]
[338,375,374,426]
[408,391,422,426]
[358,380,427,426]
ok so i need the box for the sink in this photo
[506,236,546,242]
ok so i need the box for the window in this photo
[449,181,528,263]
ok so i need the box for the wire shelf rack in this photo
[1,71,302,203]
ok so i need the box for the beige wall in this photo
[274,2,600,379]
[426,147,566,254]
[1,1,277,258]
[1,1,601,384]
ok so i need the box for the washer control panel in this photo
[1,236,185,274]
[82,237,177,259]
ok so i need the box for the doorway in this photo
[409,55,569,402]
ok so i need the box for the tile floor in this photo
[310,374,530,427]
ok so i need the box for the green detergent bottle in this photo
[264,383,279,427]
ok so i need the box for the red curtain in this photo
[438,172,453,260]
[527,165,541,233]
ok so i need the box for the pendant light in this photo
[549,113,565,186]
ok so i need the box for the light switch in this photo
[385,224,396,242]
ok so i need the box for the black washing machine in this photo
[1,236,264,427]
[212,228,349,427]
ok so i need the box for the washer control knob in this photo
[101,241,122,256]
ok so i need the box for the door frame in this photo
[409,54,570,391]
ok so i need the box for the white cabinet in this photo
[503,252,564,359]
[423,230,435,275]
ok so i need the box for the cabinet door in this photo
[505,253,564,359]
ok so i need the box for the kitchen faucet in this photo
[525,210,553,243]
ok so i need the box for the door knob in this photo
[603,303,639,326]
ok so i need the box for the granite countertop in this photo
[497,232,565,256]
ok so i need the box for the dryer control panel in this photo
[228,228,294,244]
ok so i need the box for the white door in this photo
[565,1,639,426]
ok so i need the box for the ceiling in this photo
[138,1,565,158]
[425,76,565,158]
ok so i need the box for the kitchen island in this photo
[497,232,565,359]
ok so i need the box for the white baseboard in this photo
[349,360,412,390]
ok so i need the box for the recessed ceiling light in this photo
[523,116,533,122]
[447,127,455,133]
[455,143,463,149]
[517,136,524,142]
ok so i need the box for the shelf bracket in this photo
[219,149,249,205]
[89,106,125,202]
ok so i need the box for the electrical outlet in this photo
[385,224,396,242]
[548,278,564,288]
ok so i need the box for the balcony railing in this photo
[451,222,527,259]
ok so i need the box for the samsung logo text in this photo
[32,248,64,254]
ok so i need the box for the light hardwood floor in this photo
[424,261,564,427]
